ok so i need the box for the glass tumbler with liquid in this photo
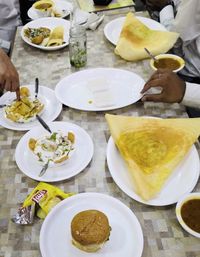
[69,25,87,68]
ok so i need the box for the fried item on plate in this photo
[4,87,44,123]
[71,210,111,252]
[47,26,64,46]
[115,12,179,61]
[24,27,51,45]
[105,114,200,200]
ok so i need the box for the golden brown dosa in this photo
[115,12,179,61]
[47,26,64,46]
[105,114,200,200]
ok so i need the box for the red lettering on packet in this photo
[32,190,47,203]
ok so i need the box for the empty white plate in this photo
[55,68,144,111]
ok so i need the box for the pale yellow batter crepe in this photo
[115,12,179,61]
[47,26,64,46]
[105,114,200,200]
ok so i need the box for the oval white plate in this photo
[107,137,200,206]
[55,68,144,111]
[21,17,70,51]
[0,85,62,131]
[40,192,144,257]
[15,121,94,182]
[28,0,73,20]
[176,192,200,238]
[104,16,167,45]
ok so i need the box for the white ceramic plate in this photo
[104,16,167,45]
[0,85,62,131]
[40,193,144,257]
[28,0,73,20]
[107,137,200,206]
[21,17,70,51]
[15,122,94,182]
[55,68,144,111]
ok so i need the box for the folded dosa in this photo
[115,12,179,61]
[105,114,200,200]
[47,26,64,46]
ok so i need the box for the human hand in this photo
[146,0,170,11]
[141,69,186,103]
[0,49,20,99]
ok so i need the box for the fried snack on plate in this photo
[71,210,111,252]
[105,114,200,200]
[24,27,51,45]
[115,12,179,61]
[28,131,75,167]
[4,86,44,123]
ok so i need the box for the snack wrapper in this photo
[12,182,74,225]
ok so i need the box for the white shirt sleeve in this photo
[181,82,200,108]
[159,4,175,30]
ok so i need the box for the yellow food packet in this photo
[13,182,74,224]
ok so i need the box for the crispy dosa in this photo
[115,12,179,61]
[105,114,200,200]
[47,26,64,46]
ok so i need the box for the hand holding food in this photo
[141,69,186,103]
[0,49,20,98]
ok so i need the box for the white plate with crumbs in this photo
[40,193,143,257]
[21,17,70,51]
[104,16,167,45]
[0,85,62,131]
[106,137,200,206]
[55,68,144,111]
[15,122,94,182]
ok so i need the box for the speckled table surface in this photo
[0,3,200,257]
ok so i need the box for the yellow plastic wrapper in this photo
[13,182,74,224]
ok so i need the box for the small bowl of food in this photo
[32,0,54,18]
[176,192,200,238]
[150,53,185,72]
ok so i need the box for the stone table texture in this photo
[0,4,200,257]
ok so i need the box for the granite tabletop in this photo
[0,2,200,257]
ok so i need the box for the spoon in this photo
[39,160,49,177]
[36,114,52,134]
[144,48,158,63]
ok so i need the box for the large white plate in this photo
[104,16,167,45]
[0,85,62,131]
[21,17,70,51]
[107,137,200,206]
[40,193,144,257]
[28,0,73,20]
[15,121,94,182]
[55,68,144,111]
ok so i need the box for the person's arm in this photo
[0,48,20,99]
[181,82,200,108]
